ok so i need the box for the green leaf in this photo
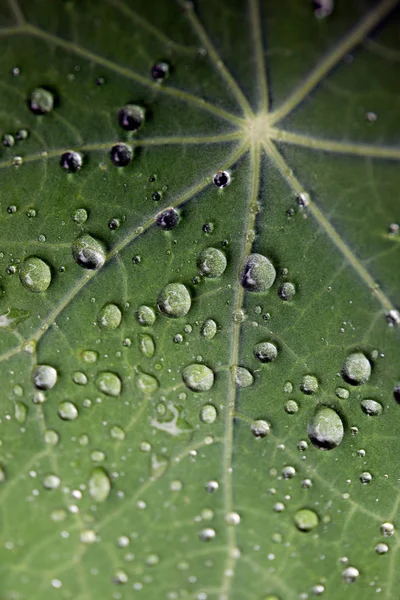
[0,0,399,598]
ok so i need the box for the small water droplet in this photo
[381,522,394,537]
[72,234,106,269]
[72,208,88,224]
[44,430,59,445]
[95,372,122,397]
[301,375,318,394]
[19,257,51,292]
[82,349,98,363]
[200,404,217,424]
[213,170,230,188]
[201,318,217,340]
[156,207,179,230]
[359,471,372,484]
[118,104,145,131]
[97,303,122,330]
[278,282,296,301]
[139,333,155,358]
[199,527,216,541]
[14,401,27,424]
[233,366,253,388]
[136,372,159,394]
[43,473,61,490]
[151,61,170,81]
[254,341,278,363]
[197,247,227,278]
[29,87,54,115]
[182,364,214,392]
[284,400,299,414]
[60,151,82,172]
[294,508,319,532]
[58,401,78,421]
[375,542,389,554]
[251,419,270,438]
[158,283,191,318]
[336,387,349,400]
[225,512,240,526]
[282,466,296,479]
[135,305,156,326]
[342,566,359,584]
[361,399,383,416]
[342,352,371,385]
[241,254,276,292]
[205,480,219,493]
[32,365,57,390]
[3,133,15,147]
[89,467,111,502]
[308,406,344,450]
[110,143,132,167]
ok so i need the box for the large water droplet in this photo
[234,366,254,388]
[60,151,82,172]
[251,419,270,438]
[182,364,214,392]
[294,508,319,532]
[361,399,383,416]
[197,247,227,278]
[158,283,191,318]
[135,305,156,326]
[201,318,217,340]
[156,208,179,230]
[254,341,278,363]
[139,333,155,358]
[110,143,132,167]
[342,566,360,584]
[72,234,106,269]
[136,372,159,394]
[301,375,318,394]
[58,401,78,421]
[95,372,122,397]
[89,467,111,502]
[308,406,344,450]
[32,365,57,390]
[342,352,371,385]
[200,404,217,424]
[97,303,122,330]
[241,254,276,292]
[19,257,51,292]
[118,104,145,131]
[29,87,54,115]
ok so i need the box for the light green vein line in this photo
[0,132,243,171]
[265,140,395,314]
[24,24,243,126]
[249,0,269,113]
[269,0,399,125]
[8,0,25,25]
[11,142,247,353]
[219,143,261,599]
[270,128,400,160]
[180,1,253,119]
[106,0,198,55]
[0,25,23,36]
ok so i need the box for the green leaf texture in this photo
[0,0,400,598]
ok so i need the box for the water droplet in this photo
[43,473,61,490]
[342,352,371,386]
[135,305,156,326]
[297,440,308,451]
[110,143,132,167]
[284,400,299,414]
[113,569,128,584]
[225,512,240,525]
[19,257,51,292]
[342,566,359,584]
[197,247,227,278]
[282,466,296,479]
[361,399,382,416]
[118,104,145,131]
[82,349,98,363]
[32,365,57,390]
[16,128,28,141]
[313,0,334,20]
[254,341,278,363]
[110,425,125,440]
[80,529,96,544]
[233,366,253,388]
[200,404,217,424]
[182,364,214,392]
[60,151,82,172]
[381,522,395,537]
[14,401,27,424]
[336,387,349,400]
[278,282,296,301]
[29,87,54,115]
[136,372,159,393]
[97,303,122,330]
[241,254,276,292]
[199,527,216,541]
[44,430,59,446]
[72,234,106,269]
[158,283,191,318]
[251,419,270,438]
[58,401,78,421]
[156,207,179,230]
[88,467,111,502]
[139,333,155,358]
[3,133,15,147]
[359,471,372,484]
[386,309,400,326]
[213,170,230,188]
[294,508,319,532]
[375,542,389,555]
[301,375,318,394]
[72,208,88,224]
[201,318,217,340]
[95,372,122,397]
[151,61,170,81]
[308,406,344,450]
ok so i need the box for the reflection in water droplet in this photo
[308,406,344,450]
[197,247,227,278]
[200,404,217,424]
[254,341,278,363]
[82,350,98,363]
[43,473,61,490]
[342,352,371,386]
[282,466,296,479]
[136,372,159,394]
[72,234,106,269]
[284,400,299,414]
[294,508,319,532]
[135,305,156,326]
[225,512,241,525]
[278,282,296,301]
[361,398,382,416]
[301,375,318,394]
[19,257,51,292]
[72,371,88,386]
[251,419,270,438]
[32,365,57,390]
[72,208,88,224]
[234,366,253,388]
[375,543,389,554]
[97,303,122,330]
[199,527,216,541]
[96,372,122,397]
[156,207,179,230]
[205,480,219,493]
[158,283,191,318]
[182,364,214,392]
[60,151,82,172]
[118,104,145,131]
[201,318,217,340]
[151,61,170,81]
[342,566,360,583]
[58,401,78,421]
[381,522,395,537]
[359,471,372,484]
[139,333,155,358]
[89,467,111,502]
[110,143,132,167]
[213,170,230,188]
[29,87,54,114]
[241,254,276,292]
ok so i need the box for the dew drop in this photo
[89,467,111,502]
[113,569,128,584]
[44,430,59,446]
[233,366,253,388]
[182,364,214,392]
[342,352,371,386]
[241,254,276,292]
[60,151,82,172]
[156,207,179,230]
[58,401,78,421]
[136,372,159,394]
[301,375,318,395]
[14,401,27,424]
[97,303,122,330]
[197,247,227,278]
[110,143,132,167]
[199,527,216,541]
[158,283,191,318]
[278,282,296,301]
[205,480,219,493]
[342,566,359,584]
[95,372,122,397]
[139,333,155,358]
[282,466,296,479]
[3,133,15,147]
[336,387,349,400]
[308,406,344,450]
[361,399,383,416]
[254,341,278,363]
[200,404,217,424]
[72,208,88,224]
[213,170,230,188]
[110,425,125,440]
[118,104,145,131]
[251,419,270,438]
[393,383,400,404]
[359,471,372,484]
[375,543,389,554]
[80,529,97,544]
[151,61,170,81]
[313,0,334,19]
[284,400,299,414]
[108,218,120,230]
[201,319,217,340]
[19,257,51,292]
[135,305,156,326]
[294,508,319,532]
[82,349,98,363]
[43,473,61,490]
[381,522,394,537]
[225,512,241,525]
[72,234,106,269]
[29,87,54,115]
[32,365,57,390]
